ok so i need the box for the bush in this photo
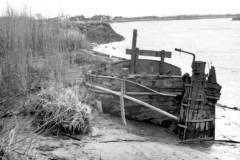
[27,86,91,135]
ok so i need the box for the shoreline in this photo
[70,14,240,24]
[109,17,233,24]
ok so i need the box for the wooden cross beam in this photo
[126,29,172,74]
[126,48,172,74]
[126,49,171,62]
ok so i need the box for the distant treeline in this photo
[232,16,240,21]
[69,14,240,23]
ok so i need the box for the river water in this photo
[96,18,240,108]
[94,19,240,146]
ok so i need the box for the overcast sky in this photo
[0,0,239,17]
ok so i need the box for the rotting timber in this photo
[86,29,221,141]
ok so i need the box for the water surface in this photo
[96,18,240,108]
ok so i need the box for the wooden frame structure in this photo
[126,29,172,74]
[86,73,179,124]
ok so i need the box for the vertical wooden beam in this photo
[96,100,103,113]
[130,29,138,73]
[159,52,165,75]
[159,51,166,75]
[132,29,137,49]
[120,79,127,125]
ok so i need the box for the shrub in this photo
[27,86,91,135]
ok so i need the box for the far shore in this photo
[69,13,240,23]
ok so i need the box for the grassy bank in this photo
[0,8,123,159]
[0,9,123,98]
[74,22,124,44]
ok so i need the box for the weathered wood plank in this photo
[126,49,172,58]
[87,73,178,97]
[186,118,214,123]
[86,82,179,121]
[126,92,181,96]
[178,124,187,129]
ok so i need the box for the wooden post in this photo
[96,100,103,113]
[120,79,127,125]
[158,50,171,75]
[132,29,137,49]
[159,52,165,75]
[130,29,138,73]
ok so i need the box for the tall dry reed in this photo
[0,8,88,95]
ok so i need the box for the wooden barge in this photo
[86,29,221,141]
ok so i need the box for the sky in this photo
[0,0,239,18]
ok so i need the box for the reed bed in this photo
[0,8,89,96]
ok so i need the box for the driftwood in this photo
[61,133,82,141]
[120,79,127,125]
[217,104,240,111]
[179,139,240,144]
[98,139,149,143]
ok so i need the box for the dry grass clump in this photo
[27,86,91,135]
